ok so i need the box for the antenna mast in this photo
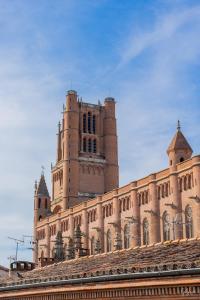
[7,236,24,261]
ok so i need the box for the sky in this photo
[1,0,200,266]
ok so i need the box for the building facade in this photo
[33,90,200,265]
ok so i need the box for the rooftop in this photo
[1,238,200,289]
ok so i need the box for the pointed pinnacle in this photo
[177,120,181,131]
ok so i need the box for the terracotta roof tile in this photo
[4,238,200,285]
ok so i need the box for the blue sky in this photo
[1,0,200,266]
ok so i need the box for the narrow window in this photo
[83,138,87,152]
[93,139,97,153]
[92,115,96,134]
[88,139,92,152]
[184,176,187,191]
[142,193,145,205]
[162,185,165,198]
[157,186,161,200]
[45,198,48,209]
[88,112,91,133]
[38,198,41,209]
[179,178,183,192]
[83,113,86,133]
[188,175,192,189]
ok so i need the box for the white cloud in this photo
[116,4,200,185]
[120,5,200,65]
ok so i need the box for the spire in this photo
[36,172,50,198]
[167,122,193,155]
[177,120,181,131]
[167,121,193,166]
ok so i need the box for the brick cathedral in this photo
[33,90,199,263]
[1,90,200,299]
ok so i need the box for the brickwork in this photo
[33,92,200,270]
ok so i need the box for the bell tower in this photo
[51,90,119,210]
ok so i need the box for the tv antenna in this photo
[23,235,37,251]
[7,237,24,261]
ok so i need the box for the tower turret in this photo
[63,90,79,208]
[167,121,193,166]
[34,172,51,221]
[104,97,119,191]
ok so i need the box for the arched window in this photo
[83,113,86,133]
[92,115,96,134]
[88,112,91,133]
[93,139,97,153]
[38,198,41,209]
[185,205,193,239]
[124,224,130,249]
[91,237,95,255]
[106,229,112,252]
[83,138,87,152]
[180,157,184,162]
[163,211,170,241]
[88,139,92,152]
[143,218,149,245]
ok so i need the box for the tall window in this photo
[163,211,170,241]
[124,224,130,249]
[83,138,87,152]
[93,139,97,153]
[185,205,193,239]
[45,198,48,209]
[92,115,96,134]
[88,112,91,133]
[91,237,95,255]
[106,229,112,252]
[38,198,41,209]
[88,139,92,152]
[83,113,86,133]
[143,218,149,245]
